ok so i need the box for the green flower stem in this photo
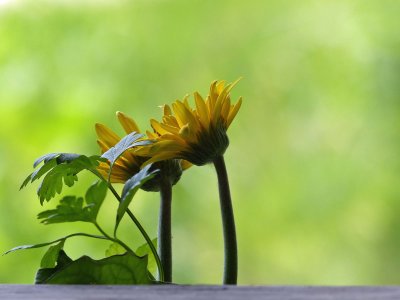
[158,177,173,283]
[213,155,238,285]
[94,222,134,255]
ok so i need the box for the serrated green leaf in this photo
[136,238,157,276]
[114,165,158,234]
[38,180,108,224]
[21,152,106,202]
[40,241,65,268]
[105,242,126,257]
[101,132,152,182]
[36,252,153,284]
[37,196,91,224]
[20,159,57,190]
[34,154,103,204]
[55,153,81,164]
[33,153,59,168]
[101,132,144,165]
[37,180,107,224]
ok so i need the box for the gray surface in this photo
[1,285,400,300]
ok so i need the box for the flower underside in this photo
[138,79,242,166]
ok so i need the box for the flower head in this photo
[95,112,183,191]
[139,79,242,166]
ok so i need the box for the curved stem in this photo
[158,178,173,282]
[4,233,108,255]
[91,170,164,282]
[106,183,164,282]
[94,222,135,255]
[213,155,238,285]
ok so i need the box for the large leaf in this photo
[101,132,152,181]
[35,250,73,284]
[114,165,158,234]
[37,180,107,224]
[21,152,106,204]
[36,252,153,284]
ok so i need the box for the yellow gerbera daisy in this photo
[95,111,183,191]
[139,79,242,166]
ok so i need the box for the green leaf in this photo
[105,242,126,257]
[37,196,90,224]
[20,159,57,190]
[101,132,152,181]
[37,180,107,224]
[35,250,73,284]
[21,152,106,204]
[40,241,65,268]
[33,153,59,168]
[3,233,107,256]
[85,180,108,221]
[4,241,63,255]
[21,153,76,190]
[37,155,104,204]
[36,252,153,284]
[136,238,158,276]
[114,165,158,234]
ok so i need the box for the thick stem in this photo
[213,155,238,285]
[158,178,173,283]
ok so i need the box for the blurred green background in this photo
[1,0,400,284]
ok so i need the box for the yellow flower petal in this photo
[172,101,200,134]
[117,111,140,134]
[142,151,178,167]
[227,97,242,128]
[212,83,231,126]
[153,139,187,153]
[216,80,226,94]
[159,132,187,145]
[163,115,179,128]
[146,130,157,139]
[208,81,218,110]
[194,92,210,129]
[163,104,172,116]
[182,95,191,111]
[150,119,170,135]
[221,96,231,126]
[97,140,109,154]
[95,123,120,148]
